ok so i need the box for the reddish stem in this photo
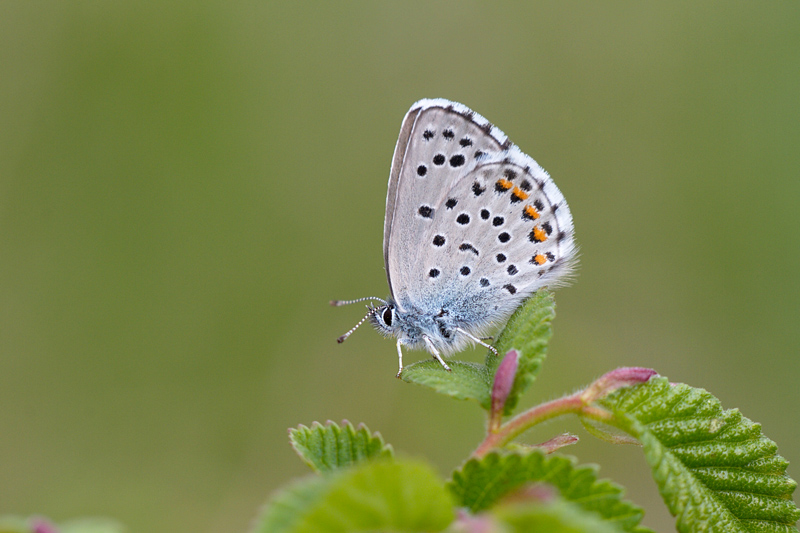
[475,392,587,457]
[474,367,655,458]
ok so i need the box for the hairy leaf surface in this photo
[449,449,653,533]
[289,420,393,473]
[598,377,800,533]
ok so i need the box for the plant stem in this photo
[475,367,655,457]
[474,391,615,458]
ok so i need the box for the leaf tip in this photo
[537,433,579,454]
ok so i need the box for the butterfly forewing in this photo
[384,100,508,308]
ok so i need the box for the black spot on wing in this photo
[459,243,479,255]
[449,154,465,167]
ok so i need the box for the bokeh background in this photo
[2,3,799,532]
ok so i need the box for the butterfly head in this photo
[367,301,398,337]
[331,296,403,343]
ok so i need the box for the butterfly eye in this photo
[382,307,393,326]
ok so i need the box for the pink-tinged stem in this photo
[474,367,656,458]
[581,367,658,403]
[475,391,588,457]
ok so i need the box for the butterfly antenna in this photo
[330,296,386,306]
[336,307,377,344]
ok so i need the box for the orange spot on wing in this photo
[533,254,547,265]
[497,178,513,190]
[524,205,540,219]
[512,187,529,200]
[532,226,547,242]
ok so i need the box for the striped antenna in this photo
[330,296,386,307]
[336,307,377,343]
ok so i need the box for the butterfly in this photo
[333,99,577,377]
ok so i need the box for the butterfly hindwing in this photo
[414,153,576,324]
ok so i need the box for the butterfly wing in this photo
[384,99,576,328]
[384,100,509,303]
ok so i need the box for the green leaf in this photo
[490,290,556,414]
[400,361,492,405]
[597,376,800,533]
[252,475,334,533]
[444,489,629,533]
[289,420,393,473]
[494,499,628,533]
[448,449,653,533]
[252,459,455,533]
[400,291,556,413]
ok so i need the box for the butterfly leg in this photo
[395,340,405,378]
[455,328,499,356]
[423,335,451,372]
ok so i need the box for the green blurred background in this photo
[1,2,798,531]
